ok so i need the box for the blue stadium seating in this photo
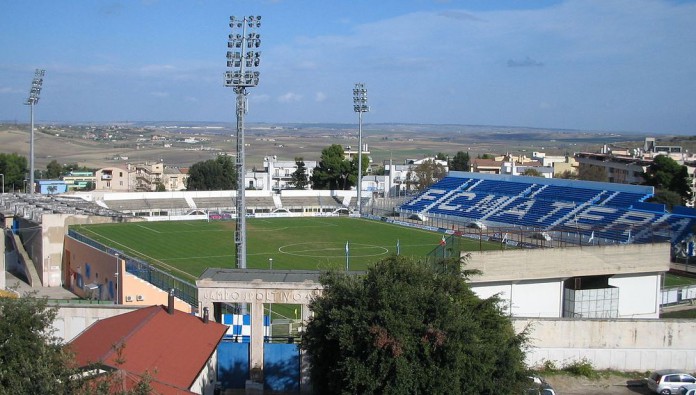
[399,173,695,245]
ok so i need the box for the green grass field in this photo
[71,217,504,282]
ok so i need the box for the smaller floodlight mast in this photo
[225,16,261,269]
[25,69,45,195]
[353,83,369,214]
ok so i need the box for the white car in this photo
[646,370,696,395]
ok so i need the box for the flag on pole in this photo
[345,241,349,271]
[588,231,594,243]
[627,229,631,243]
[396,239,400,256]
[345,241,349,255]
[501,233,508,243]
[439,235,446,246]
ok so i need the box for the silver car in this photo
[646,370,696,395]
[679,384,696,395]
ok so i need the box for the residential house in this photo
[69,303,227,395]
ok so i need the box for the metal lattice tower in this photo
[224,16,261,269]
[353,83,369,214]
[25,69,45,195]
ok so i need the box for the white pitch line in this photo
[78,228,194,279]
[136,224,162,234]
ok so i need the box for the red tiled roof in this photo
[69,305,227,391]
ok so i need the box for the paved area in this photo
[4,271,78,299]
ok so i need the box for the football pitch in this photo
[71,217,503,281]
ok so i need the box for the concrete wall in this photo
[467,244,666,319]
[609,273,661,318]
[52,305,139,342]
[467,243,670,283]
[471,279,564,317]
[0,229,5,289]
[514,318,696,371]
[15,217,43,284]
[64,236,191,312]
[15,213,121,287]
[191,350,218,395]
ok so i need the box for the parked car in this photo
[679,384,696,395]
[646,370,696,394]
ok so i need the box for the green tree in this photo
[0,294,82,394]
[577,164,607,182]
[451,151,470,171]
[349,153,370,188]
[186,156,237,191]
[0,153,28,192]
[46,160,62,179]
[558,170,577,180]
[311,144,352,190]
[302,255,528,395]
[643,155,693,206]
[522,168,542,177]
[290,157,309,190]
[154,182,166,192]
[408,159,446,191]
[648,189,684,210]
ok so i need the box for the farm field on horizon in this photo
[70,217,504,282]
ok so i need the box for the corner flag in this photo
[440,235,446,246]
[396,239,400,256]
[345,241,349,271]
[588,231,594,243]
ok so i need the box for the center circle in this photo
[279,242,390,258]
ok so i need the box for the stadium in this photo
[3,171,696,391]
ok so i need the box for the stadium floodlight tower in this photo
[353,83,369,214]
[225,16,261,269]
[25,69,45,195]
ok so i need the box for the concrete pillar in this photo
[250,301,265,381]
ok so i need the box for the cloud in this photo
[507,57,544,68]
[138,64,176,75]
[314,92,327,102]
[278,92,302,103]
[437,10,482,21]
[250,94,271,103]
[150,91,169,98]
[0,86,21,94]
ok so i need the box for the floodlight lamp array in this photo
[225,16,261,88]
[26,69,45,105]
[224,70,260,87]
[353,83,369,113]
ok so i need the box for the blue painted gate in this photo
[217,341,250,390]
[263,343,300,392]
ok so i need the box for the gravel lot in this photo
[545,374,653,394]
